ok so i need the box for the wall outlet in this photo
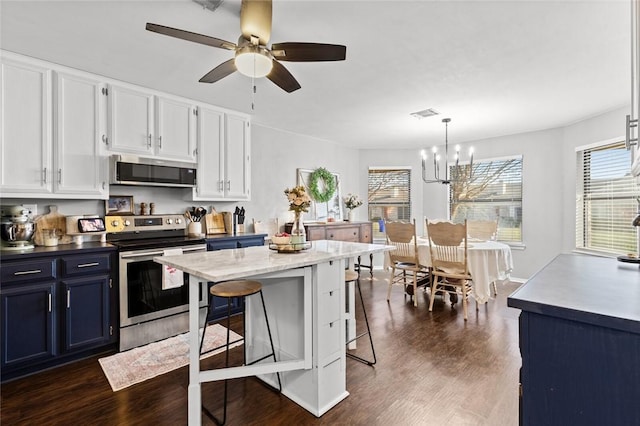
[22,204,37,217]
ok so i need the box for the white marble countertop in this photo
[154,240,393,282]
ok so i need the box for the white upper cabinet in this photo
[107,84,196,162]
[193,106,224,200]
[224,113,251,200]
[192,108,250,201]
[54,71,107,197]
[0,57,52,195]
[107,84,154,156]
[155,96,196,162]
[0,54,107,199]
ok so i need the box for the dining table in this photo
[385,237,514,304]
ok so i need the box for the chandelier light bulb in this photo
[432,146,438,154]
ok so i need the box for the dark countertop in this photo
[508,253,640,334]
[0,242,116,261]
[205,233,266,240]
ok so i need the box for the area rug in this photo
[99,324,242,392]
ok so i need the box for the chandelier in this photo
[421,118,474,185]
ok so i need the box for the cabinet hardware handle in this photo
[48,293,52,313]
[102,181,106,190]
[218,180,223,191]
[43,168,47,184]
[77,262,99,268]
[14,269,42,276]
[102,134,108,145]
[329,291,333,296]
[158,135,162,148]
[147,134,152,148]
[226,180,231,191]
[58,169,62,184]
[625,114,638,150]
[110,326,113,336]
[120,245,205,258]
[67,289,70,308]
[101,87,108,96]
[109,278,113,289]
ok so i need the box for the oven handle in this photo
[120,245,206,259]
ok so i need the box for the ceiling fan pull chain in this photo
[251,73,256,111]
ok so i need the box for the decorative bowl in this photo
[271,235,291,245]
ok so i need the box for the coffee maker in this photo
[1,205,35,250]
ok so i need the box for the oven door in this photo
[119,244,207,327]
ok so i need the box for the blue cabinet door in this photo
[61,275,111,351]
[0,282,56,369]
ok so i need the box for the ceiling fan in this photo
[146,0,346,93]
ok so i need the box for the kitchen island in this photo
[155,240,392,426]
[508,253,640,426]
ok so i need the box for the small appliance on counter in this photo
[1,205,35,250]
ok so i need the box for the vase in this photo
[347,209,355,222]
[290,211,306,244]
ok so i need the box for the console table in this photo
[284,221,374,276]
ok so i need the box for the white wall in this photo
[358,106,630,280]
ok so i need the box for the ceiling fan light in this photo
[235,46,273,78]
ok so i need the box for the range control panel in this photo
[105,215,186,233]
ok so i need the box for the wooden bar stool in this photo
[345,270,377,366]
[200,279,282,425]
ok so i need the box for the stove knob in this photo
[111,220,120,227]
[166,218,173,225]
[123,220,131,227]
[175,218,182,225]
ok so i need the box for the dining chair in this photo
[253,218,279,243]
[425,219,475,320]
[466,219,499,295]
[384,219,430,307]
[467,219,498,241]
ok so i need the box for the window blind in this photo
[368,168,411,239]
[576,142,639,254]
[449,156,523,242]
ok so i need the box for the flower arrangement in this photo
[343,193,363,210]
[284,185,312,213]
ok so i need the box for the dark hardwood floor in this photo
[1,271,522,425]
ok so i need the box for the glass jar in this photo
[290,211,306,244]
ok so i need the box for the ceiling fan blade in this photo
[267,61,301,93]
[146,23,236,50]
[271,43,346,62]
[199,59,237,83]
[240,0,272,45]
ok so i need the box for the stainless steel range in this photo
[106,214,207,351]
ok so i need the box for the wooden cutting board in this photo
[33,205,66,246]
[205,213,226,234]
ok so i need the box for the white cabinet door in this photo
[54,72,107,198]
[156,96,196,162]
[194,106,225,199]
[225,113,250,200]
[107,84,154,155]
[0,58,52,194]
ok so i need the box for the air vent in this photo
[410,108,440,119]
[193,0,224,12]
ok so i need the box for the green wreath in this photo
[308,167,336,203]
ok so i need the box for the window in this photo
[576,141,639,255]
[368,168,411,239]
[449,156,523,242]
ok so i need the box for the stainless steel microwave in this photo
[110,155,197,188]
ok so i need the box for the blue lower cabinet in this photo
[0,282,57,370]
[62,275,111,351]
[205,234,265,321]
[0,248,116,382]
